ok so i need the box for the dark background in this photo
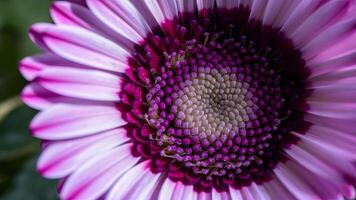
[0,0,58,199]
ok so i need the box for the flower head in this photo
[20,0,356,199]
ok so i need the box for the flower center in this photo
[146,36,287,179]
[122,6,308,191]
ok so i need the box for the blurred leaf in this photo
[0,1,62,198]
[0,104,57,199]
[0,0,52,101]
[0,158,58,200]
[0,104,37,194]
[0,104,36,155]
[0,97,21,122]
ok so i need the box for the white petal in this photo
[142,0,166,24]
[21,83,86,110]
[106,161,164,200]
[302,18,356,60]
[248,183,271,200]
[37,67,121,101]
[180,185,198,200]
[60,144,140,200]
[31,103,126,140]
[37,128,129,178]
[176,0,196,13]
[212,189,230,200]
[249,0,268,21]
[309,51,356,77]
[158,178,176,200]
[196,0,215,12]
[171,182,186,200]
[274,162,322,200]
[229,186,243,200]
[289,0,349,47]
[40,24,129,73]
[156,0,179,21]
[281,0,323,34]
[86,0,147,44]
[263,179,296,200]
[262,0,285,26]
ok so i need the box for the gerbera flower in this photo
[20,0,356,199]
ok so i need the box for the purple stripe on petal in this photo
[37,128,129,178]
[30,103,126,140]
[60,144,139,200]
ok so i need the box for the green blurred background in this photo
[0,0,58,199]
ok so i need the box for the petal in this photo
[269,0,300,28]
[307,84,356,103]
[37,67,121,101]
[212,189,230,200]
[241,187,255,200]
[51,1,135,50]
[309,64,356,84]
[180,185,198,200]
[21,83,84,110]
[37,128,129,178]
[19,53,86,81]
[304,113,356,134]
[196,0,215,13]
[310,32,356,64]
[86,0,148,44]
[277,160,348,200]
[29,23,52,51]
[309,51,356,77]
[60,144,140,200]
[262,0,286,26]
[289,0,349,47]
[158,178,176,200]
[301,101,356,119]
[156,0,179,21]
[19,54,56,81]
[51,2,95,30]
[229,186,243,200]
[274,162,323,200]
[106,161,164,200]
[31,103,125,140]
[216,0,243,9]
[198,192,212,200]
[247,183,271,200]
[249,0,268,21]
[284,143,340,179]
[176,0,196,14]
[302,18,356,60]
[263,179,296,200]
[171,182,186,200]
[295,140,356,199]
[292,130,356,160]
[39,24,129,73]
[281,0,326,35]
[141,0,166,25]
